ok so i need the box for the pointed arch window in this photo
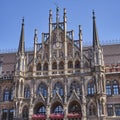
[68,61,73,68]
[53,105,63,114]
[52,62,57,70]
[37,63,41,71]
[75,60,80,68]
[36,106,46,115]
[43,63,48,71]
[22,106,29,120]
[53,82,64,96]
[59,61,64,69]
[37,83,47,97]
[89,103,96,116]
[4,87,10,101]
[87,81,94,95]
[24,86,30,98]
[69,103,81,114]
[70,81,81,96]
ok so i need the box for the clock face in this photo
[53,41,62,49]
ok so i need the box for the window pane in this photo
[107,104,113,116]
[115,104,120,116]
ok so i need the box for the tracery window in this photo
[37,83,47,97]
[69,103,81,114]
[22,106,29,120]
[107,104,113,116]
[68,61,73,68]
[53,82,64,96]
[24,86,30,98]
[4,87,9,101]
[59,61,64,69]
[115,104,120,116]
[70,81,81,96]
[75,60,80,68]
[37,63,41,71]
[87,81,94,95]
[106,80,119,96]
[89,103,96,115]
[36,106,46,115]
[52,62,57,70]
[43,63,48,71]
[53,105,63,114]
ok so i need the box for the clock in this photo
[53,41,62,49]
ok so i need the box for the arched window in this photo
[68,102,81,114]
[70,81,81,96]
[37,83,47,97]
[75,60,80,68]
[52,62,57,70]
[53,82,64,97]
[106,81,112,95]
[59,61,64,69]
[9,109,14,120]
[22,106,29,120]
[36,105,46,115]
[113,80,119,95]
[24,86,30,98]
[43,63,48,71]
[37,63,41,71]
[53,105,63,114]
[89,103,96,116]
[68,61,73,68]
[29,66,33,72]
[4,87,9,101]
[10,87,14,100]
[87,81,94,95]
[2,109,8,120]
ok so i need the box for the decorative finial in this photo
[79,25,82,31]
[22,17,24,24]
[64,8,66,15]
[49,9,52,16]
[34,29,38,35]
[92,10,95,19]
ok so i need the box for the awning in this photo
[32,114,46,120]
[67,113,81,118]
[49,114,64,119]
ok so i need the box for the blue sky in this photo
[0,0,120,51]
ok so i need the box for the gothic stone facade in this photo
[0,8,120,120]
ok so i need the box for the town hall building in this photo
[0,7,120,120]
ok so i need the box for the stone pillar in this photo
[48,10,52,76]
[81,77,87,120]
[64,77,67,103]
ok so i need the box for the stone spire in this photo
[56,6,60,25]
[18,18,25,55]
[93,10,100,49]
